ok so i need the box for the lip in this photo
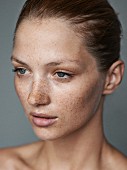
[30,112,58,127]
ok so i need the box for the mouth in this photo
[30,112,58,127]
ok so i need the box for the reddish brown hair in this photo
[14,0,122,72]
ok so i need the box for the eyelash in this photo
[55,71,72,79]
[12,68,73,81]
[12,68,28,75]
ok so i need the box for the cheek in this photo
[53,80,103,125]
[14,78,29,105]
[55,92,89,122]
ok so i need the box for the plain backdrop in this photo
[0,0,127,156]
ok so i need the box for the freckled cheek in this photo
[54,95,90,133]
[14,79,30,105]
[54,91,88,121]
[53,82,101,125]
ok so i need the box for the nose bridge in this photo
[28,78,50,106]
[32,78,48,92]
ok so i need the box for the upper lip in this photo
[30,112,58,119]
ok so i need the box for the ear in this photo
[103,60,124,95]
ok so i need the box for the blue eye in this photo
[57,72,67,77]
[12,68,27,75]
[56,72,72,79]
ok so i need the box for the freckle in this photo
[35,93,42,101]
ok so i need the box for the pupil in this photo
[58,72,65,77]
[20,69,26,74]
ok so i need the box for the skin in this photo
[12,18,105,141]
[0,18,126,170]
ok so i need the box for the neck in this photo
[38,99,107,170]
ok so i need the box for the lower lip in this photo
[32,116,58,127]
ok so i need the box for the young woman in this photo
[0,0,127,169]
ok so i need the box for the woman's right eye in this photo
[12,68,28,75]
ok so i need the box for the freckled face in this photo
[12,18,105,140]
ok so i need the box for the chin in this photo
[32,126,62,141]
[32,124,83,142]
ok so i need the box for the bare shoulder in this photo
[0,147,25,170]
[111,148,127,170]
[104,143,127,170]
[0,141,44,170]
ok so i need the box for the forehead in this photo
[15,18,82,51]
[13,18,97,68]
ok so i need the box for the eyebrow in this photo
[11,56,29,67]
[11,56,80,67]
[46,60,80,67]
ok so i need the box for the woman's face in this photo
[12,18,105,140]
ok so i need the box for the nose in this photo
[27,81,51,106]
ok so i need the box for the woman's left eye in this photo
[55,72,71,78]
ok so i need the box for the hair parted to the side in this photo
[14,0,122,72]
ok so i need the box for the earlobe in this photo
[103,60,124,95]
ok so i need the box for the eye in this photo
[55,72,72,79]
[12,68,28,75]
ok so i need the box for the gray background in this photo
[0,0,127,156]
